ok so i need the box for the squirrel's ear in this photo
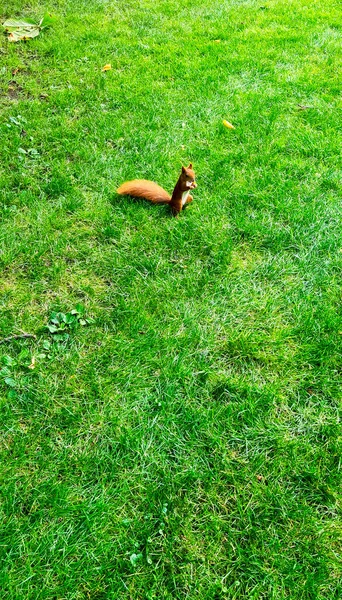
[182,166,186,173]
[188,163,192,169]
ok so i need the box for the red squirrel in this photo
[117,164,197,217]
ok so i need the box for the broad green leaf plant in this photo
[2,13,53,42]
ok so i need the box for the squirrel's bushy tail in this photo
[117,179,171,204]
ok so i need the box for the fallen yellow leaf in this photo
[223,119,235,130]
[28,356,35,370]
[102,64,111,71]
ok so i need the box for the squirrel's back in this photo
[117,179,171,204]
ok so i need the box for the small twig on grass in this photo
[0,332,37,344]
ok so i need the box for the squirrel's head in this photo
[181,163,197,189]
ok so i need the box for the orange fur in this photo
[117,165,197,216]
[116,180,171,203]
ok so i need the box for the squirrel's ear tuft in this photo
[182,166,186,173]
[188,163,192,169]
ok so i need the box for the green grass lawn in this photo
[1,0,341,598]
